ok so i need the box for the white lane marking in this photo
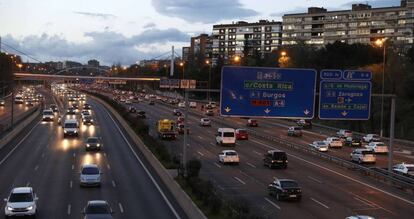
[73,153,76,158]
[234,177,246,185]
[353,197,375,208]
[67,204,71,215]
[310,197,330,209]
[71,164,74,170]
[250,137,414,206]
[252,150,262,156]
[214,163,222,168]
[246,162,256,168]
[264,197,281,210]
[198,136,203,140]
[307,176,323,184]
[352,194,394,214]
[104,109,181,219]
[34,165,39,171]
[107,164,111,170]
[112,180,116,187]
[197,151,205,157]
[70,181,73,188]
[210,143,215,146]
[0,122,39,166]
[118,203,124,213]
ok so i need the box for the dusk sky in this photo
[0,0,400,65]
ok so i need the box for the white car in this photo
[362,134,381,143]
[189,101,197,108]
[199,118,211,126]
[4,187,38,217]
[81,110,91,119]
[42,109,54,121]
[325,137,343,148]
[178,102,185,108]
[350,149,376,164]
[80,164,101,187]
[393,163,414,177]
[309,141,329,152]
[218,150,240,165]
[365,142,389,154]
[337,129,352,138]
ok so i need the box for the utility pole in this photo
[388,96,396,173]
[170,46,174,77]
[182,89,189,176]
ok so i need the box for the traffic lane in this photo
[87,97,183,219]
[141,102,412,218]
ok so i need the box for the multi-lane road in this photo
[0,95,37,133]
[0,90,186,218]
[114,93,414,219]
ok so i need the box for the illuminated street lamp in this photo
[179,62,185,79]
[279,51,290,67]
[375,38,386,137]
[205,60,212,101]
[233,55,241,65]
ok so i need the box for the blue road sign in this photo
[343,70,372,80]
[321,70,342,80]
[319,81,371,120]
[220,66,317,118]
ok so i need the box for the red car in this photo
[247,119,258,127]
[236,129,249,140]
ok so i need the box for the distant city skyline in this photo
[0,0,400,65]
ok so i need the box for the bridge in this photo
[13,72,161,82]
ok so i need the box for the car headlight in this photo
[86,144,90,147]
[74,130,77,133]
[90,119,93,122]
[7,206,13,211]
[26,205,33,210]
[64,130,67,133]
[97,144,100,147]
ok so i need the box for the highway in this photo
[112,94,414,219]
[0,95,37,133]
[0,90,186,219]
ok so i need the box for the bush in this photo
[186,159,202,178]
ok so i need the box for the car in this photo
[80,164,101,187]
[365,142,389,154]
[309,141,329,152]
[263,150,288,169]
[218,150,240,165]
[177,123,190,135]
[178,102,185,108]
[0,99,5,106]
[363,134,381,143]
[83,103,91,110]
[287,126,302,137]
[125,99,132,104]
[177,116,184,124]
[235,129,248,140]
[67,107,76,115]
[137,111,146,119]
[207,101,216,108]
[81,110,91,119]
[63,119,79,137]
[199,118,211,126]
[215,128,236,146]
[345,216,375,219]
[149,100,155,105]
[72,103,79,109]
[49,104,58,112]
[83,115,94,125]
[337,129,352,138]
[205,110,214,116]
[268,178,301,201]
[4,187,38,218]
[85,137,102,151]
[173,109,182,116]
[393,163,414,177]
[42,109,55,121]
[350,149,376,164]
[82,200,114,219]
[296,119,312,129]
[247,119,258,127]
[189,101,197,108]
[325,137,343,148]
[25,100,34,106]
[128,106,136,113]
[205,104,214,109]
[344,137,362,147]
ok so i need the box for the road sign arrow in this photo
[304,109,310,115]
[341,111,348,117]
[264,108,271,114]
[225,107,231,113]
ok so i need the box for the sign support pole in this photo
[388,96,396,173]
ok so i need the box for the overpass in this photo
[13,72,161,82]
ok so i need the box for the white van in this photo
[215,128,236,146]
[189,101,197,108]
[63,119,79,137]
[14,95,23,104]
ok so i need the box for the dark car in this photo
[247,119,258,127]
[83,115,94,125]
[83,200,114,219]
[83,103,91,110]
[235,129,248,140]
[177,124,190,135]
[50,104,58,112]
[72,103,79,109]
[173,109,182,116]
[297,119,312,129]
[137,111,146,119]
[268,179,302,201]
[344,137,362,147]
[67,107,76,115]
[264,150,288,169]
[205,110,214,116]
[128,106,136,113]
[85,137,102,151]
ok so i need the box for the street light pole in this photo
[206,60,212,101]
[380,42,386,137]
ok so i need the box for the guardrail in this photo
[0,105,40,138]
[157,100,414,194]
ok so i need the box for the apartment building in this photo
[282,0,414,46]
[211,20,282,64]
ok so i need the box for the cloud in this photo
[73,11,117,19]
[342,0,401,8]
[2,28,190,65]
[151,0,259,23]
[143,22,156,29]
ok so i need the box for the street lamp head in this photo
[205,60,210,65]
[281,51,287,57]
[233,56,240,62]
[179,62,184,67]
[375,38,384,47]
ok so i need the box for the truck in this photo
[157,119,176,140]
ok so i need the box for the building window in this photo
[265,47,271,51]
[219,35,225,40]
[219,29,225,34]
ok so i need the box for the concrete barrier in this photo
[89,95,207,219]
[0,107,40,150]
